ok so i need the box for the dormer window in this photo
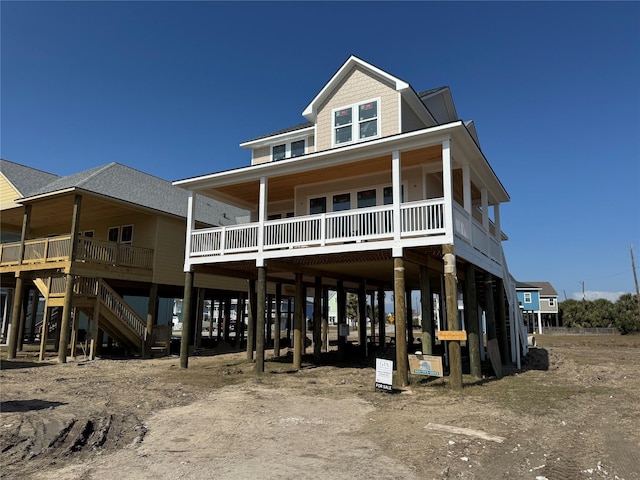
[273,144,286,161]
[333,99,379,146]
[272,139,306,161]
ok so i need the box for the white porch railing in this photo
[452,203,502,265]
[190,199,446,258]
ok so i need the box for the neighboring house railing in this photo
[190,199,449,258]
[0,235,153,270]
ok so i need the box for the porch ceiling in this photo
[1,191,156,236]
[200,145,443,206]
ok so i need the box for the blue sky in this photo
[2,1,639,302]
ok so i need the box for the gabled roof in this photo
[302,55,438,129]
[0,159,60,197]
[302,55,410,122]
[16,162,247,226]
[516,281,542,290]
[523,282,558,297]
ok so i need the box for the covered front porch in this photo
[178,126,508,277]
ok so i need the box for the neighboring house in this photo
[516,281,559,333]
[1,159,247,361]
[173,55,529,379]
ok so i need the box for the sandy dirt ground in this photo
[1,335,639,480]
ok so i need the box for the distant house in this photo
[516,281,559,333]
[173,55,530,379]
[1,159,247,361]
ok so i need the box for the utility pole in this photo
[631,245,640,316]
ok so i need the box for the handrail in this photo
[97,278,146,339]
[0,235,153,270]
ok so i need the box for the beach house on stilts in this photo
[173,55,528,385]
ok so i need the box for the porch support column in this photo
[481,188,489,232]
[462,162,472,214]
[255,266,267,374]
[369,291,375,348]
[57,194,82,364]
[236,293,246,346]
[89,295,100,360]
[406,286,413,349]
[146,283,159,353]
[57,274,75,363]
[224,294,232,342]
[274,283,282,357]
[464,263,481,379]
[39,278,52,361]
[180,271,194,369]
[27,289,38,343]
[443,244,462,389]
[442,139,454,244]
[495,278,510,364]
[337,281,346,362]
[394,257,409,387]
[246,280,256,361]
[293,273,304,370]
[7,276,24,359]
[358,282,367,357]
[257,176,267,259]
[494,203,501,243]
[18,204,32,265]
[322,288,329,353]
[377,287,386,349]
[266,294,273,347]
[313,276,322,363]
[194,287,205,348]
[419,265,433,355]
[2,288,13,342]
[392,150,402,255]
[70,307,80,358]
[184,191,196,271]
[17,288,29,351]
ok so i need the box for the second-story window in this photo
[272,139,306,161]
[291,140,305,157]
[333,99,379,146]
[273,144,286,161]
[524,292,532,303]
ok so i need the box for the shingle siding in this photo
[315,66,399,151]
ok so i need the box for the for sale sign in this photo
[375,358,393,391]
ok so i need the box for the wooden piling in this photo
[293,273,303,370]
[246,280,256,361]
[464,263,481,379]
[443,244,462,389]
[420,265,433,355]
[255,266,267,374]
[180,271,193,369]
[394,257,409,387]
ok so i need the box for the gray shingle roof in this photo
[0,159,60,197]
[242,121,313,145]
[525,282,558,296]
[10,161,247,227]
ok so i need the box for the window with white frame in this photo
[272,139,306,161]
[524,292,532,303]
[108,227,120,242]
[108,225,134,244]
[121,225,133,245]
[333,99,379,146]
[308,183,405,214]
[549,298,556,307]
